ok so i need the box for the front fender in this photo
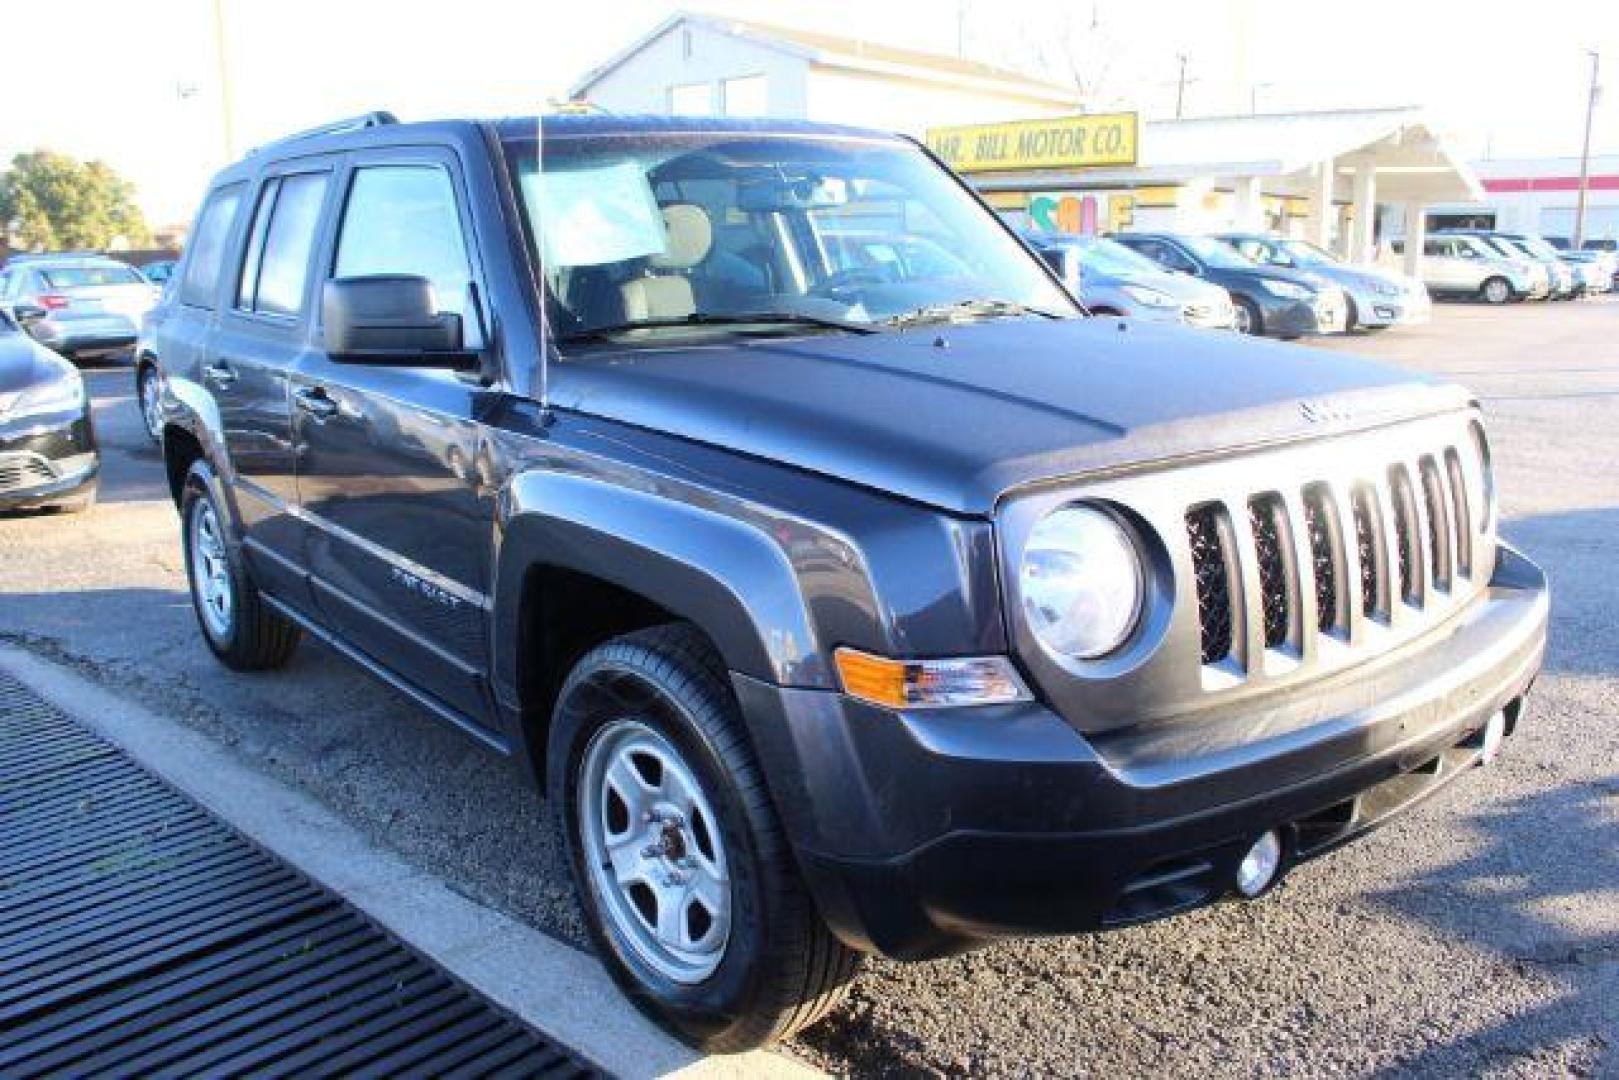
[163,374,234,490]
[491,470,837,703]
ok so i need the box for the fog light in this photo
[1480,711,1507,765]
[1236,830,1282,898]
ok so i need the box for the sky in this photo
[4,0,1617,226]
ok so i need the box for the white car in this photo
[1399,235,1549,304]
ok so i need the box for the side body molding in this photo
[490,469,837,709]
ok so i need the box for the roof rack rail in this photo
[249,111,399,155]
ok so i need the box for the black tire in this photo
[1343,295,1360,333]
[549,624,860,1051]
[1479,276,1513,305]
[1233,296,1262,335]
[180,459,300,671]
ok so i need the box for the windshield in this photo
[1276,239,1338,267]
[1071,236,1167,276]
[1475,236,1525,260]
[1516,236,1562,260]
[504,131,1078,339]
[1179,235,1258,270]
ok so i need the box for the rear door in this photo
[289,148,495,724]
[208,159,339,604]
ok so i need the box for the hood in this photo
[0,332,72,395]
[1315,264,1414,293]
[554,318,1470,515]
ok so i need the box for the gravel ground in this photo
[2,299,1616,1077]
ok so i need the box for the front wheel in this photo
[1480,277,1513,305]
[551,625,860,1051]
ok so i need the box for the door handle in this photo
[202,361,238,389]
[293,386,341,421]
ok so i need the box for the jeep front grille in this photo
[1178,428,1487,687]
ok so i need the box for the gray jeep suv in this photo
[143,112,1549,1051]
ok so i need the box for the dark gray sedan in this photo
[0,308,98,512]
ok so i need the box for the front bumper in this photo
[740,544,1547,959]
[1350,287,1432,328]
[0,409,99,509]
[1259,294,1344,336]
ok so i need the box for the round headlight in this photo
[1020,505,1143,660]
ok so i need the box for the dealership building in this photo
[1421,155,1619,242]
[568,14,1498,274]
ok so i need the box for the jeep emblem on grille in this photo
[1300,399,1353,424]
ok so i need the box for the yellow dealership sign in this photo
[926,114,1138,173]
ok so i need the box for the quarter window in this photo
[333,165,480,346]
[180,185,244,308]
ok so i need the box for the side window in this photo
[333,165,481,347]
[180,185,245,308]
[0,271,13,299]
[1424,239,1445,257]
[250,173,329,318]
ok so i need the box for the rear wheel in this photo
[1232,297,1262,335]
[551,624,860,1051]
[1480,276,1512,304]
[181,460,301,670]
[137,364,164,445]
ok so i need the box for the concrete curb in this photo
[0,645,820,1080]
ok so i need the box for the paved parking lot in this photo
[2,299,1616,1077]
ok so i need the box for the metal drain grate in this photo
[0,673,597,1079]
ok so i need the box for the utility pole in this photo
[210,0,237,160]
[1175,53,1190,119]
[1574,49,1601,249]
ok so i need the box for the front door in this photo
[290,151,496,725]
[209,164,337,604]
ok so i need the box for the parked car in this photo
[1022,232,1236,328]
[1214,232,1430,331]
[147,112,1547,1050]
[1111,231,1346,337]
[1560,248,1619,292]
[1437,231,1576,300]
[0,255,161,360]
[1395,235,1548,303]
[0,308,98,513]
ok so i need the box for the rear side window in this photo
[333,165,481,346]
[180,186,244,308]
[240,172,329,318]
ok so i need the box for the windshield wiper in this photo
[884,298,1064,328]
[559,311,881,342]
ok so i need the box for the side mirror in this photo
[321,275,470,367]
[13,304,48,326]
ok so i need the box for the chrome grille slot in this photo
[1444,448,1473,578]
[1419,455,1453,591]
[1350,484,1385,622]
[1302,484,1344,636]
[1247,494,1295,650]
[1185,504,1235,664]
[1387,464,1421,605]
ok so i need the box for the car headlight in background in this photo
[1259,279,1313,301]
[1121,284,1178,308]
[7,372,85,422]
[1020,504,1143,660]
